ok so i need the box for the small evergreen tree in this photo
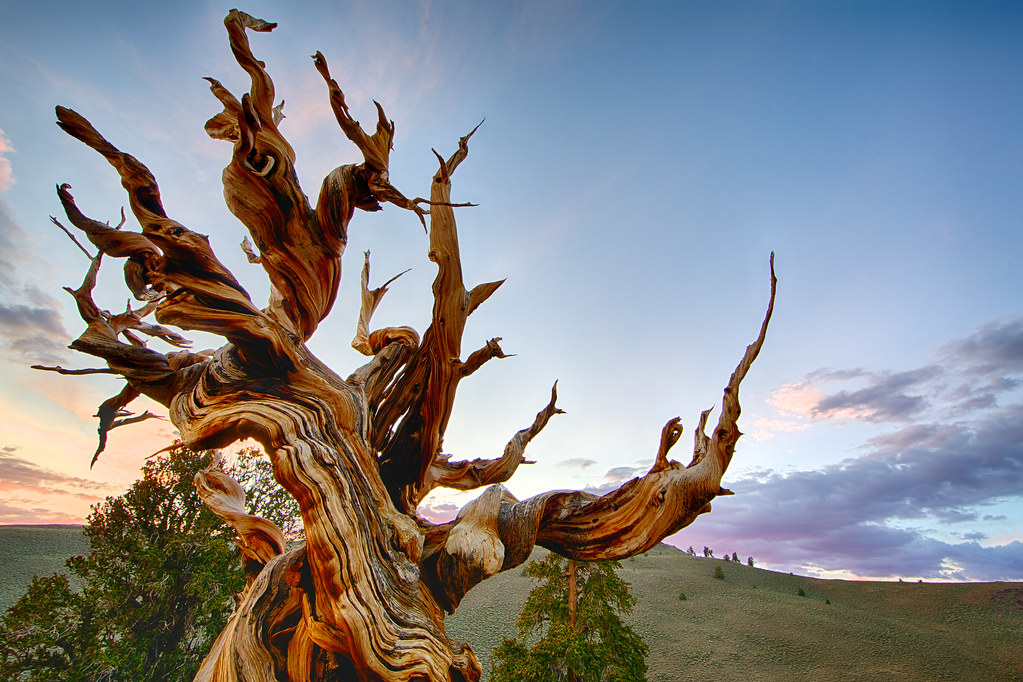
[490,552,648,682]
[0,446,292,681]
[731,552,739,562]
[747,556,754,567]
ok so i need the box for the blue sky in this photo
[1,0,1021,582]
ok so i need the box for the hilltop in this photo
[446,543,1022,681]
[3,526,1020,680]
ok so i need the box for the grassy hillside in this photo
[3,527,1020,680]
[446,544,1023,681]
[0,525,88,612]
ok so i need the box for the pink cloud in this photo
[766,382,824,418]
[418,501,459,524]
[749,417,811,441]
[0,498,85,525]
[0,128,14,192]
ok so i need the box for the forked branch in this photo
[375,127,508,513]
[421,382,563,500]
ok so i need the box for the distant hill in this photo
[0,525,88,612]
[3,527,1020,680]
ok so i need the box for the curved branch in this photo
[107,300,193,348]
[312,52,426,224]
[90,385,164,467]
[351,251,413,356]
[53,113,283,355]
[207,18,335,342]
[424,255,777,608]
[194,463,286,583]
[460,337,510,378]
[222,10,281,141]
[55,183,163,302]
[421,382,562,501]
[59,244,179,392]
[534,254,776,557]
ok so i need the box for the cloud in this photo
[939,318,1023,375]
[811,367,941,422]
[766,317,1023,426]
[0,301,70,364]
[582,463,649,495]
[749,417,810,441]
[0,499,85,525]
[766,382,824,418]
[0,128,14,192]
[0,302,66,337]
[0,201,72,363]
[669,401,1023,581]
[418,500,459,524]
[0,199,24,290]
[557,457,597,469]
[0,448,106,494]
[666,316,1023,581]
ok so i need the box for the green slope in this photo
[3,527,1020,680]
[446,543,1023,681]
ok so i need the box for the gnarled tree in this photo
[40,10,776,681]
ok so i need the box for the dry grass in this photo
[446,544,1023,681]
[4,527,1021,680]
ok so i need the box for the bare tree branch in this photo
[31,365,118,375]
[421,382,563,502]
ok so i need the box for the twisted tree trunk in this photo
[40,10,776,681]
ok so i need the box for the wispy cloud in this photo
[558,457,597,469]
[939,318,1023,375]
[0,201,72,364]
[0,499,85,525]
[0,446,107,523]
[0,301,69,362]
[765,318,1023,426]
[0,128,14,192]
[0,445,106,494]
[811,366,942,422]
[582,463,650,495]
[749,417,810,441]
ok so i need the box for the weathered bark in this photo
[567,559,578,682]
[42,10,776,681]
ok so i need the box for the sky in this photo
[1,0,1022,583]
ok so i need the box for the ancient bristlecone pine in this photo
[39,10,776,681]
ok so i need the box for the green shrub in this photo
[678,592,687,601]
[797,588,806,597]
[713,566,725,580]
